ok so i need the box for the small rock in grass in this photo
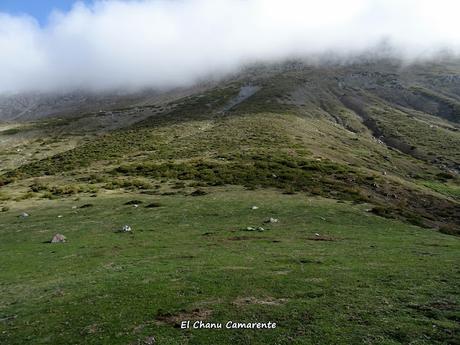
[57,215,63,218]
[143,336,156,345]
[71,206,77,209]
[245,226,265,232]
[19,212,29,218]
[265,217,279,223]
[315,233,320,237]
[116,225,133,233]
[51,234,66,243]
[251,206,259,210]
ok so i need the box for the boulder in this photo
[120,225,132,233]
[51,234,66,243]
[143,336,156,345]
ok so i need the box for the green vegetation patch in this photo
[112,155,365,199]
[422,181,460,201]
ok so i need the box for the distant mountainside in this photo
[0,84,214,122]
[0,58,459,233]
[0,91,129,121]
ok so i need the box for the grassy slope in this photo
[0,60,459,344]
[1,117,456,230]
[2,88,458,229]
[0,189,459,345]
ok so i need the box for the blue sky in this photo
[0,0,89,24]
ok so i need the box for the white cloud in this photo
[0,0,459,93]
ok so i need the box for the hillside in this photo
[0,59,459,344]
[1,59,459,231]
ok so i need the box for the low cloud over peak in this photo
[1,0,459,94]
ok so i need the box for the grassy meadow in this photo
[0,189,459,345]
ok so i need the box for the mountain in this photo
[0,84,213,122]
[1,58,459,232]
[1,58,459,344]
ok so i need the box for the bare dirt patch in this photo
[232,296,287,307]
[154,308,212,326]
[227,236,265,241]
[307,235,338,241]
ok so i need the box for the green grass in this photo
[0,189,459,344]
[422,181,460,201]
[0,128,24,135]
[368,105,460,167]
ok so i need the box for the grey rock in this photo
[51,234,66,243]
[143,336,156,345]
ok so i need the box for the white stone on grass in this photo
[121,225,132,233]
[51,234,66,243]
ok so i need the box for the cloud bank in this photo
[0,0,459,94]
